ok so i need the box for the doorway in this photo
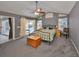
[0,16,14,44]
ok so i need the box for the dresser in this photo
[27,35,41,48]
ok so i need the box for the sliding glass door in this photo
[25,19,43,35]
[58,17,68,32]
[1,19,10,36]
[0,16,14,44]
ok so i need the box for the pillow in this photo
[49,27,53,29]
[43,26,46,29]
[49,25,53,29]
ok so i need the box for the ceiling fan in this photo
[34,1,45,16]
[27,1,45,16]
[26,1,55,17]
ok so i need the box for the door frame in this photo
[11,17,15,40]
[0,16,15,44]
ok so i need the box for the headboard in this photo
[43,25,56,29]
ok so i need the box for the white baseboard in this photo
[70,39,79,56]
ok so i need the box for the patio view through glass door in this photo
[1,19,10,36]
[25,20,35,35]
[0,17,10,44]
[58,17,68,32]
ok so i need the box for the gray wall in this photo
[69,2,79,50]
[42,13,58,26]
[0,19,2,34]
[15,16,20,38]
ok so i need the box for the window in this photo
[37,20,42,30]
[25,20,35,35]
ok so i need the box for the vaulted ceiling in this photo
[0,1,76,17]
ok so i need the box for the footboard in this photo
[40,31,50,42]
[34,30,52,42]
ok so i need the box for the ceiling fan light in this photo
[34,12,40,15]
[37,8,42,12]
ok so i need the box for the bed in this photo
[33,28,56,44]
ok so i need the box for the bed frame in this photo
[34,29,56,44]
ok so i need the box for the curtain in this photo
[8,18,13,39]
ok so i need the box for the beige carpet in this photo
[0,36,78,57]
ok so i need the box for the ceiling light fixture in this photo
[34,1,44,16]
